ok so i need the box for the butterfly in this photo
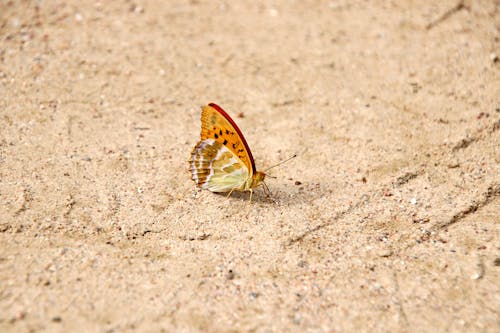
[189,103,267,201]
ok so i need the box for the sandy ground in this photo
[1,0,499,332]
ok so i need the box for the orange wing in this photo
[200,103,256,175]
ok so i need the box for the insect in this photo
[189,103,295,201]
[189,103,267,201]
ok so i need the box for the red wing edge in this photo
[208,103,257,173]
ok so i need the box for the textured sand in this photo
[1,1,499,332]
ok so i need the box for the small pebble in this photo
[297,260,308,268]
[378,249,393,257]
[249,292,260,299]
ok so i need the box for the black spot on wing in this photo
[223,139,228,145]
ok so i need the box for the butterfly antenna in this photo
[264,154,297,172]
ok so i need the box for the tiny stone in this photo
[297,260,308,268]
[294,181,302,185]
[378,249,393,257]
[249,292,260,299]
[269,8,279,17]
[412,217,430,224]
[410,197,417,205]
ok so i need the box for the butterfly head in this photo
[250,171,266,188]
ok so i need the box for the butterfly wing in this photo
[200,103,256,175]
[189,103,257,192]
[189,139,249,192]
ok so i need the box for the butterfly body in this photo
[189,103,266,196]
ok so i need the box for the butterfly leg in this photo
[249,189,253,203]
[262,181,272,197]
[226,188,235,199]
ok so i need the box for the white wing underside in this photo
[190,139,250,192]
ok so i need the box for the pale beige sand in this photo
[1,1,499,332]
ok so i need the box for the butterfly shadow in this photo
[212,189,276,204]
[214,183,316,206]
[262,181,328,206]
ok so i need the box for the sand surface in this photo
[1,1,499,332]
